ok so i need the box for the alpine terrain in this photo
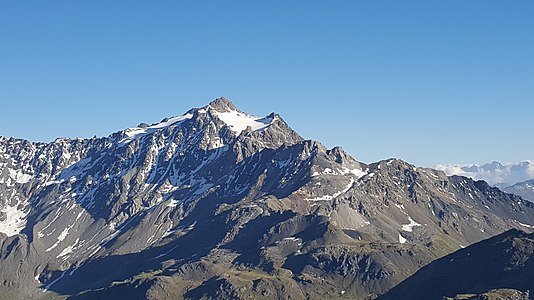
[505,180,534,203]
[380,228,534,299]
[1,98,534,299]
[436,161,534,188]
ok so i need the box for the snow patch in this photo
[120,113,193,144]
[394,203,405,210]
[340,167,368,179]
[167,199,179,207]
[8,168,32,183]
[57,238,80,259]
[46,225,73,252]
[312,167,367,179]
[0,202,28,237]
[213,109,273,135]
[401,217,422,232]
[304,178,354,201]
[519,222,534,229]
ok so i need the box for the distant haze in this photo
[435,161,534,187]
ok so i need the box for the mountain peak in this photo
[208,97,238,112]
[203,97,282,137]
[112,97,304,151]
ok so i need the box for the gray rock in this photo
[0,98,533,299]
[505,179,534,203]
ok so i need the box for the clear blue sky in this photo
[1,1,533,167]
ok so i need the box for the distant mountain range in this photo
[435,161,534,188]
[505,179,534,203]
[1,98,533,299]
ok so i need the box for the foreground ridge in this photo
[380,229,534,299]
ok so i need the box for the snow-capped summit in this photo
[207,97,276,135]
[117,97,292,146]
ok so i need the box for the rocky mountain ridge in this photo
[1,98,533,299]
[505,179,534,203]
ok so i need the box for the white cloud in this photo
[526,161,534,178]
[435,161,534,187]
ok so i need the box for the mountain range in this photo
[505,179,534,203]
[436,161,534,188]
[1,98,533,299]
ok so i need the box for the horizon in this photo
[1,1,533,167]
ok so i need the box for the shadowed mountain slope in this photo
[379,229,534,300]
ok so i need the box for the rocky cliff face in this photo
[1,98,533,299]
